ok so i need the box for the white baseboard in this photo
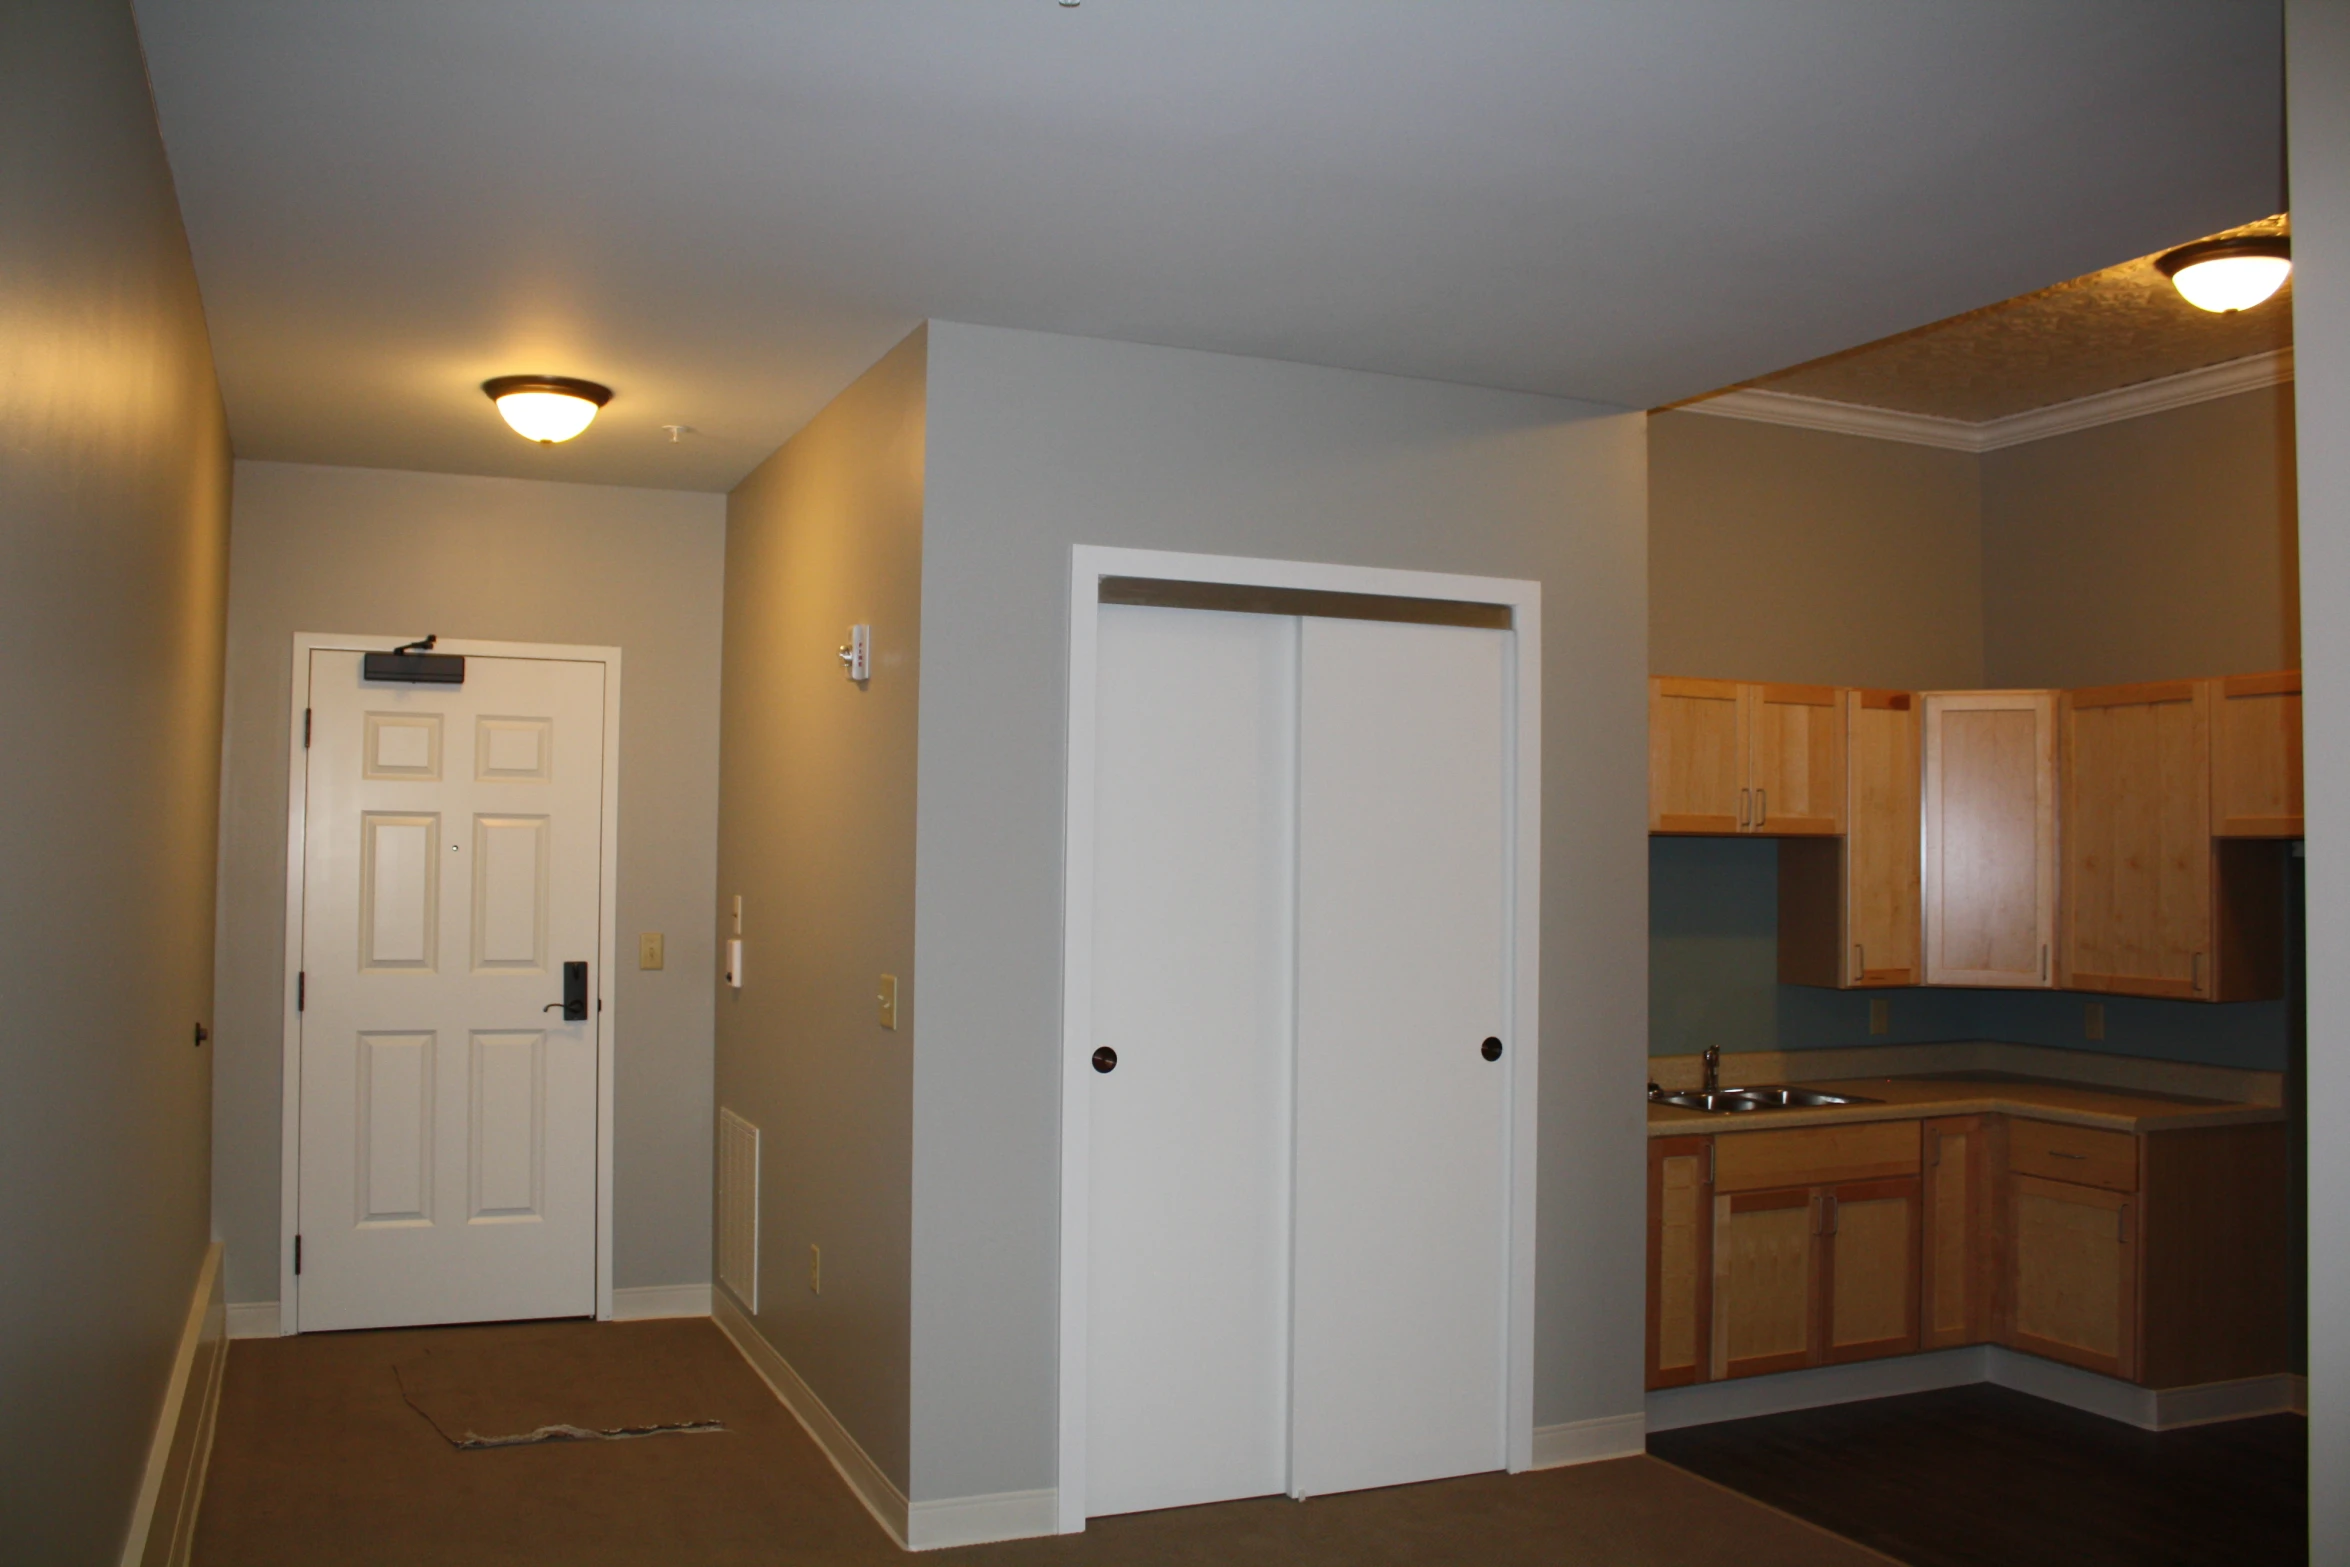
[1529,1412,1646,1469]
[712,1289,911,1548]
[1647,1345,2304,1436]
[610,1283,712,1321]
[225,1302,279,1340]
[907,1488,1059,1551]
[121,1242,228,1567]
[1646,1347,1989,1433]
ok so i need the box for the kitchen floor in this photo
[1648,1383,2307,1567]
[195,1316,1892,1566]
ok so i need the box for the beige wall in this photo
[213,461,725,1304]
[1981,384,2299,689]
[911,324,1649,1502]
[1649,409,1985,689]
[715,328,926,1490]
[0,2,231,1557]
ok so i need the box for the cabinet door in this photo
[1646,1137,1713,1390]
[2210,671,2303,838]
[1650,678,1746,833]
[2006,1173,2137,1380]
[2062,682,2211,999]
[1822,1177,1921,1364]
[1846,691,1921,983]
[1747,684,1845,836]
[1919,1116,1997,1349]
[1922,692,2057,987]
[1711,1187,1818,1379]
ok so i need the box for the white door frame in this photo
[278,632,624,1331]
[1056,547,1542,1532]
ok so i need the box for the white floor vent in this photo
[717,1107,760,1313]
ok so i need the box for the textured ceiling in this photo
[1730,216,2292,421]
[133,2,2285,491]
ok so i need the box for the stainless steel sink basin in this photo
[1649,1084,1881,1113]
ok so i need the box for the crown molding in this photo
[1679,347,2293,454]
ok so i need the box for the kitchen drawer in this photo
[2007,1119,2137,1192]
[1714,1120,1920,1193]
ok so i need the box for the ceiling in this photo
[1724,216,2293,422]
[132,2,2286,492]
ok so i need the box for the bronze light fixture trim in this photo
[2154,235,2292,314]
[481,374,615,443]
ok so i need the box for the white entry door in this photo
[296,648,606,1331]
[1085,604,1514,1516]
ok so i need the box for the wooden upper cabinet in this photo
[1780,690,1920,988]
[1922,692,2058,988]
[2062,682,2211,999]
[1748,684,1846,835]
[2210,671,2303,838]
[1650,678,1844,836]
[1650,678,1745,834]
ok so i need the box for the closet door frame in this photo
[1055,545,1543,1534]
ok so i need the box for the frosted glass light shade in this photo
[2167,255,2291,314]
[480,375,613,443]
[2155,237,2291,315]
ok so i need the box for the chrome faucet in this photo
[1703,1045,1721,1092]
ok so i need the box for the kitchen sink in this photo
[1649,1084,1881,1113]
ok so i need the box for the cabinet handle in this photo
[2192,951,2205,993]
[1853,943,1864,981]
[1819,1193,1839,1236]
[1738,788,1750,828]
[2040,944,2049,983]
[2117,1206,2132,1245]
[1756,789,1767,827]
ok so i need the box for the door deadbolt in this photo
[1481,1037,1503,1061]
[1092,1046,1118,1073]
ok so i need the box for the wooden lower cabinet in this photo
[2004,1173,2138,1379]
[1645,1136,1713,1389]
[1647,1114,2288,1393]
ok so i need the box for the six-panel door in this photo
[298,650,604,1332]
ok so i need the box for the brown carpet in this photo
[394,1329,729,1447]
[196,1317,1891,1566]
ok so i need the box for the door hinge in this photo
[303,708,312,748]
[297,971,306,1011]
[294,1234,302,1275]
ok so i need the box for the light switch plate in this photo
[878,973,898,1030]
[639,932,665,970]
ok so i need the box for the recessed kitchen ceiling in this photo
[131,1,2285,492]
[1712,216,2292,423]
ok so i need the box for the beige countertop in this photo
[1645,1070,2287,1137]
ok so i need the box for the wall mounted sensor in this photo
[838,624,871,682]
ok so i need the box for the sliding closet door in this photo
[1086,605,1297,1517]
[1290,616,1512,1497]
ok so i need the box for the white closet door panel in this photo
[1291,616,1511,1497]
[1087,605,1296,1517]
[298,650,604,1331]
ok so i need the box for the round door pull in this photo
[1092,1046,1118,1074]
[1481,1037,1503,1061]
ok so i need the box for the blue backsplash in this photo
[1649,836,2297,1072]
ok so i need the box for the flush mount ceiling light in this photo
[481,374,613,443]
[2155,236,2292,314]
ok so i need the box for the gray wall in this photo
[213,461,724,1303]
[1649,410,1985,689]
[2287,2,2348,1554]
[911,323,1649,1502]
[1982,384,2299,689]
[715,329,926,1490]
[0,2,231,1557]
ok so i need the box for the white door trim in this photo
[278,632,623,1330]
[1055,548,1542,1532]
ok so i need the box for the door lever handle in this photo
[545,960,589,1021]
